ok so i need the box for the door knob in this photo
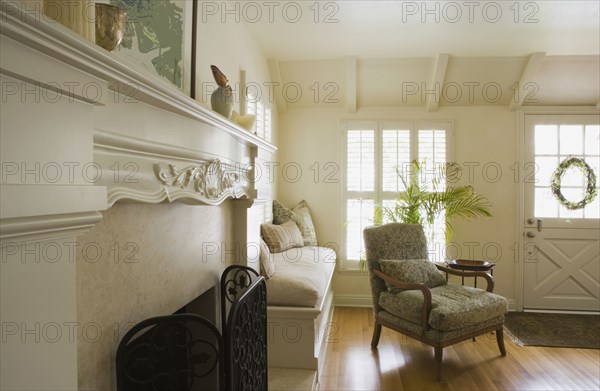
[526,231,535,238]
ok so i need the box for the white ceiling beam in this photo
[346,56,357,113]
[426,53,450,112]
[267,58,287,114]
[509,52,546,111]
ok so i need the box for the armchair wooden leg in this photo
[371,322,382,348]
[435,346,443,381]
[496,327,507,356]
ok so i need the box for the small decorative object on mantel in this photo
[231,111,256,132]
[95,3,127,52]
[210,65,234,118]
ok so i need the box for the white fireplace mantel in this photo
[0,1,276,154]
[1,1,276,216]
[0,3,275,389]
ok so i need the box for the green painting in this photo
[111,0,192,93]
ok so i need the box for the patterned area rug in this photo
[504,312,600,349]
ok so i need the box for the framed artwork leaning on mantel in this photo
[110,0,196,96]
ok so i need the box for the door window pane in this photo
[559,125,584,155]
[535,125,558,155]
[585,125,600,155]
[535,187,558,218]
[561,165,586,187]
[586,197,600,219]
[558,187,585,219]
[535,156,558,187]
[586,157,599,177]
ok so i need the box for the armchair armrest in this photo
[372,269,432,329]
[435,265,495,293]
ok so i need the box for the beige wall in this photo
[194,13,269,112]
[194,13,279,198]
[277,106,518,307]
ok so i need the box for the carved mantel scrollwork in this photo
[94,130,256,207]
[154,159,248,205]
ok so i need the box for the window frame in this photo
[340,120,454,270]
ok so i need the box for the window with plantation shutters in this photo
[246,95,272,142]
[344,125,376,263]
[264,106,272,142]
[418,129,448,251]
[382,129,411,192]
[341,121,452,269]
[347,130,375,192]
[247,96,273,226]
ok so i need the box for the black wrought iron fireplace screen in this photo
[116,266,267,391]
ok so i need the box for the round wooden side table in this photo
[445,259,495,288]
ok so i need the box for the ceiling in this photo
[272,55,599,109]
[234,0,600,109]
[242,1,600,60]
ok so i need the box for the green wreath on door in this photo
[550,157,598,210]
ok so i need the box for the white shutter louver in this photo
[418,129,448,262]
[246,95,272,142]
[382,129,411,192]
[347,130,375,192]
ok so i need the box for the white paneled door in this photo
[523,115,600,311]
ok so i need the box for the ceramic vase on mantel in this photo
[210,65,234,118]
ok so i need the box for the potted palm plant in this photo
[360,160,493,270]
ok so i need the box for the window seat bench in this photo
[266,246,336,372]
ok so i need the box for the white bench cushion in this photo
[266,246,336,307]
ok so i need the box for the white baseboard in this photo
[334,294,373,307]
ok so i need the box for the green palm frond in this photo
[363,160,493,270]
[377,160,494,242]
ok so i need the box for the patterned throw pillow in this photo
[273,200,295,225]
[261,221,304,253]
[291,201,318,246]
[379,259,447,293]
[272,200,318,246]
[259,238,275,278]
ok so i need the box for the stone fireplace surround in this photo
[0,3,275,390]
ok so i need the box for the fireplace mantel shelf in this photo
[0,2,276,154]
[1,1,274,212]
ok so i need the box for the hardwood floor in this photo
[317,307,600,391]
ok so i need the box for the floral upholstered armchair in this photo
[363,223,507,381]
